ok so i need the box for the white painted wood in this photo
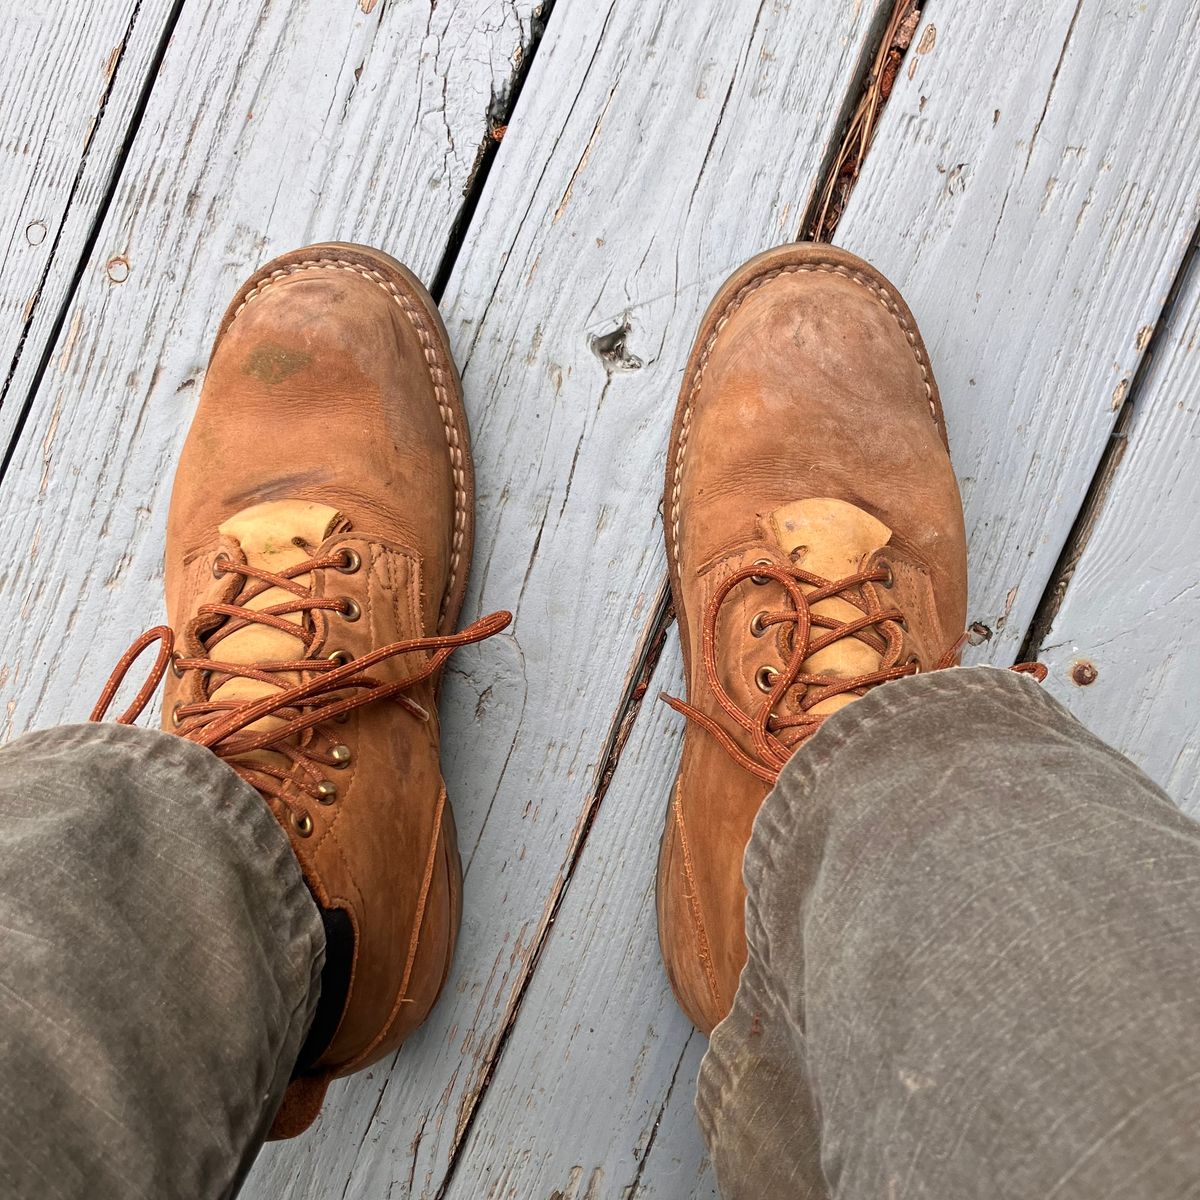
[1039,252,1200,817]
[834,0,1200,665]
[439,653,715,1198]
[315,2,894,1194]
[0,0,177,452]
[627,1035,717,1200]
[4,2,1198,1198]
[442,4,1200,1193]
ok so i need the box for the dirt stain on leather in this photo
[242,344,312,384]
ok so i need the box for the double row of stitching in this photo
[230,258,467,626]
[670,261,935,572]
[672,785,723,1008]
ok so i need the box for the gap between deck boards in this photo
[429,1,558,301]
[0,0,187,479]
[1020,218,1200,661]
[432,2,926,1188]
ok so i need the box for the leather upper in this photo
[659,246,968,1032]
[163,246,472,1099]
[167,253,466,629]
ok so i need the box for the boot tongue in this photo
[210,499,345,713]
[764,498,892,717]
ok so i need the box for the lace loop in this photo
[665,556,1045,784]
[93,548,511,827]
[90,626,176,725]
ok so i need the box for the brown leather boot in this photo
[658,243,1039,1033]
[93,243,509,1134]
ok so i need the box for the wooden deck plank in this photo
[1038,247,1200,817]
[0,0,536,735]
[439,654,704,1198]
[834,0,1200,666]
[627,1035,716,1200]
[0,0,177,453]
[0,0,533,1189]
[438,2,1200,1193]
[312,1,894,1193]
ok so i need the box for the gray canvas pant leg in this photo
[0,723,324,1200]
[698,667,1200,1200]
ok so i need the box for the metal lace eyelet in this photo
[750,611,769,638]
[170,702,183,727]
[335,548,361,574]
[292,811,314,836]
[170,653,184,678]
[330,744,352,768]
[877,560,894,588]
[750,558,773,585]
[316,781,338,804]
[755,665,779,693]
[212,555,230,579]
[897,615,909,631]
[340,598,361,622]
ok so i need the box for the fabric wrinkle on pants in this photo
[699,666,1200,1200]
[2,671,1200,1197]
[0,723,324,1200]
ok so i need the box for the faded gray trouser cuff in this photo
[700,666,1200,1199]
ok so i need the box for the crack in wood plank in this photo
[625,1037,693,1199]
[1024,0,1085,174]
[431,0,556,300]
[437,577,672,1191]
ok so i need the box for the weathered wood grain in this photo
[0,0,178,453]
[321,2,893,1194]
[627,1035,717,1200]
[833,0,1200,665]
[1038,247,1200,817]
[0,0,530,1194]
[439,654,715,1198]
[446,3,1200,1193]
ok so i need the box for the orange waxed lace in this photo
[92,550,511,825]
[663,560,1046,786]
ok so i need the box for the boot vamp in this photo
[162,518,451,1072]
[166,262,458,636]
[676,265,967,644]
